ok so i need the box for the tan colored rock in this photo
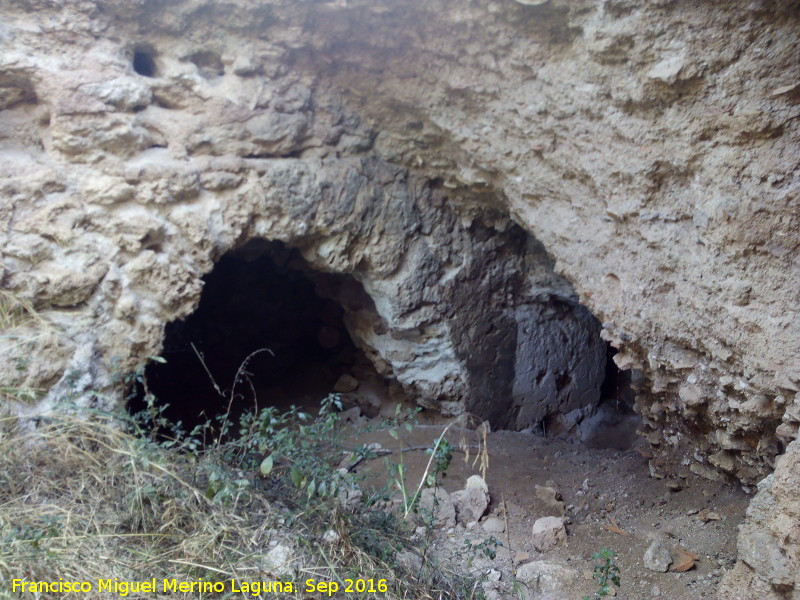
[451,475,490,526]
[515,560,578,593]
[332,373,358,393]
[1,3,799,594]
[481,516,505,534]
[534,485,566,517]
[718,439,800,599]
[418,488,455,529]
[531,517,566,552]
[644,539,673,573]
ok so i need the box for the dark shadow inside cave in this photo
[129,239,393,434]
[581,344,640,450]
[599,343,636,411]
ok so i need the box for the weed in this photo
[0,355,498,600]
[582,548,621,600]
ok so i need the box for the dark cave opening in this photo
[129,240,391,434]
[581,343,639,450]
[132,47,157,77]
[599,343,635,410]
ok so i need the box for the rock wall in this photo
[1,2,798,597]
[279,0,800,485]
[717,439,800,599]
[0,0,605,435]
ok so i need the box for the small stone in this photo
[337,406,364,425]
[451,475,490,525]
[396,550,422,572]
[514,551,531,564]
[698,509,721,522]
[333,373,358,393]
[233,53,258,76]
[486,568,501,582]
[690,461,726,482]
[262,543,294,578]
[482,516,506,534]
[81,77,152,110]
[644,539,673,572]
[322,529,340,543]
[771,83,799,97]
[418,488,456,529]
[337,485,363,512]
[531,516,567,552]
[651,584,661,597]
[483,589,501,600]
[515,561,577,591]
[647,55,686,84]
[535,485,566,517]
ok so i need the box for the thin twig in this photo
[502,493,512,567]
[191,343,223,397]
[216,348,273,450]
[404,422,454,519]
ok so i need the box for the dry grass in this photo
[0,409,488,600]
[0,290,43,332]
[0,412,283,599]
[0,290,54,405]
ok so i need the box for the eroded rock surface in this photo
[717,439,800,599]
[1,2,799,597]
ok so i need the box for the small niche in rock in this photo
[129,240,399,438]
[187,50,225,78]
[132,46,157,77]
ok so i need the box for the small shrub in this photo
[583,548,621,600]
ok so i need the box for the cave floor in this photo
[345,413,749,600]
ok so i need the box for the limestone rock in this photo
[644,539,673,573]
[80,77,152,111]
[337,485,363,513]
[419,487,456,529]
[79,173,136,205]
[482,516,505,534]
[233,53,259,76]
[719,439,800,598]
[451,475,490,525]
[534,485,566,517]
[333,373,359,393]
[531,517,566,552]
[25,256,108,308]
[52,114,160,162]
[1,4,800,595]
[322,530,340,543]
[245,112,309,155]
[262,543,294,578]
[647,55,686,84]
[515,560,578,593]
[395,550,422,572]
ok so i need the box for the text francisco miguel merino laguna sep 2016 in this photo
[12,576,389,596]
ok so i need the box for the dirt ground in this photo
[343,405,749,600]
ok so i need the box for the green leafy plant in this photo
[395,423,454,518]
[582,548,621,600]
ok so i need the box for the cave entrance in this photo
[131,240,396,433]
[582,344,639,450]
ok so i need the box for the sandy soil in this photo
[344,407,748,600]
